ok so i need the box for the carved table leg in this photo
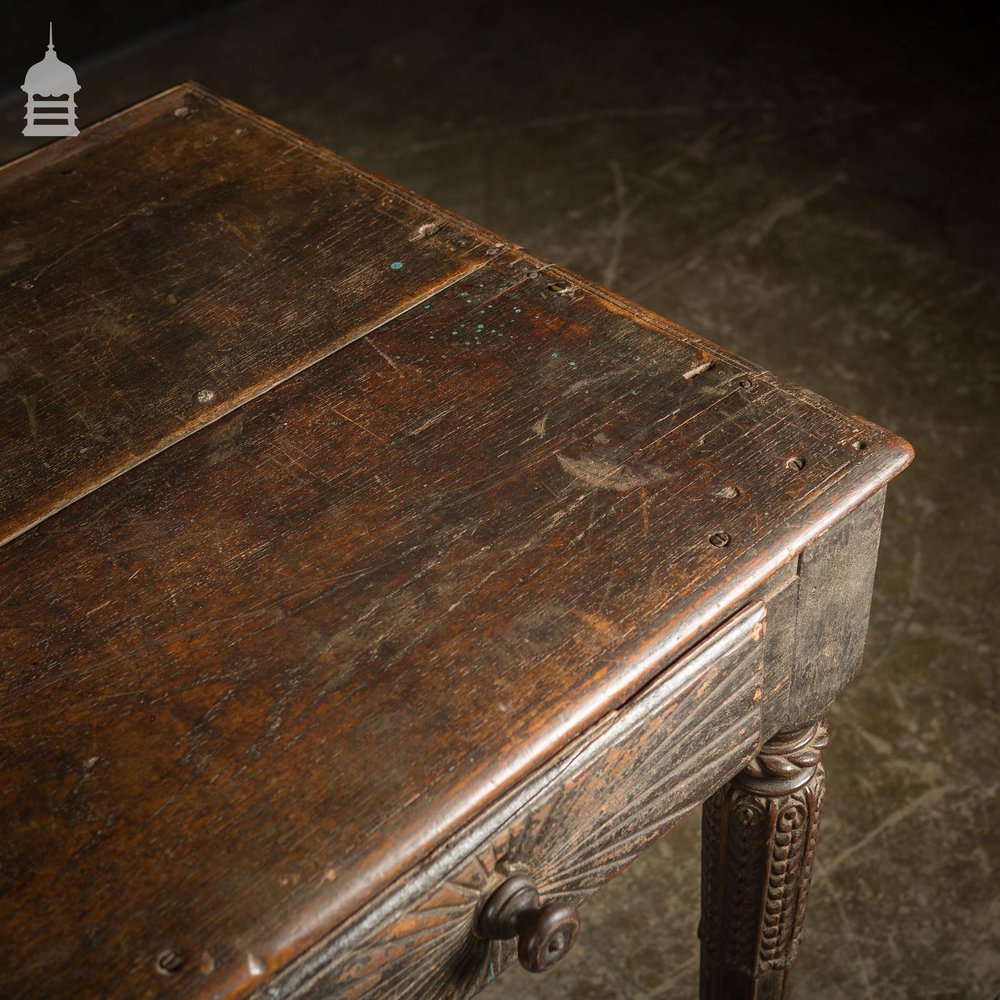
[699,721,828,1000]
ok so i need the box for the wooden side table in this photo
[0,84,912,1000]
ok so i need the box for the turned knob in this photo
[477,873,580,973]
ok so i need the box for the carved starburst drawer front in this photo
[260,601,769,1000]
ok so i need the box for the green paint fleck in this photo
[569,360,577,366]
[389,261,404,270]
[476,323,485,330]
[394,355,401,360]
[514,307,522,313]
[552,352,559,358]
[423,303,431,309]
[631,389,639,395]
[487,303,494,309]
[451,331,458,336]
[633,355,640,361]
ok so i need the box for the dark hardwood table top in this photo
[0,84,912,999]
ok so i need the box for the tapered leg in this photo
[699,721,828,1000]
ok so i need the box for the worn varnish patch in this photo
[1,225,910,1000]
[0,83,493,546]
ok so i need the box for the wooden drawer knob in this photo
[477,874,580,973]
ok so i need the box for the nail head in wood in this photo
[155,950,185,976]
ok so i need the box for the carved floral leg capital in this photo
[699,720,829,1000]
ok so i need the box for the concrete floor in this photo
[3,2,997,997]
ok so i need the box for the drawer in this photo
[260,601,768,1000]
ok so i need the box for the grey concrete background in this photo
[3,2,997,997]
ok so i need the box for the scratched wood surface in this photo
[266,603,768,1000]
[0,88,913,1000]
[0,83,492,547]
[2,259,909,999]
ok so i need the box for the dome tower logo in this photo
[22,24,80,137]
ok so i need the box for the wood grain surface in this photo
[263,604,768,1000]
[0,83,492,547]
[0,86,913,1000]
